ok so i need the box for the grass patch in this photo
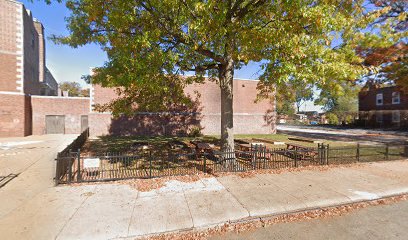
[83,133,355,155]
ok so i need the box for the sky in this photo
[21,0,322,112]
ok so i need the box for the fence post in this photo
[55,154,59,186]
[318,143,322,165]
[263,146,266,168]
[294,147,298,167]
[203,153,207,174]
[149,150,152,178]
[385,144,389,160]
[326,144,330,165]
[356,143,360,162]
[68,150,72,184]
[77,148,81,182]
[405,142,408,157]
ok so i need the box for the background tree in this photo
[357,0,407,89]
[59,81,81,96]
[54,0,399,151]
[325,113,340,125]
[295,87,314,114]
[59,81,90,97]
[275,80,312,115]
[316,83,360,124]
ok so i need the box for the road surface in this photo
[210,198,408,240]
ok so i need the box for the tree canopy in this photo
[59,81,90,97]
[51,0,402,150]
[357,0,407,89]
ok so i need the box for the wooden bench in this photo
[285,143,318,161]
[287,137,322,144]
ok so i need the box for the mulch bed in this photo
[68,161,377,192]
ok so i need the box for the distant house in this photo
[298,111,319,122]
[359,85,408,129]
[294,113,308,122]
[319,113,328,124]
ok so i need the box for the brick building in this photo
[89,79,276,136]
[359,85,408,129]
[0,0,59,137]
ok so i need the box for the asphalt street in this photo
[210,198,408,240]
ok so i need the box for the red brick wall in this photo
[359,86,408,129]
[31,96,90,135]
[359,86,408,111]
[0,93,31,137]
[0,0,20,92]
[0,2,42,95]
[90,79,276,136]
[91,83,118,108]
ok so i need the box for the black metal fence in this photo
[55,128,89,185]
[55,139,408,184]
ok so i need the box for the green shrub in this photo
[188,126,202,137]
[326,113,339,125]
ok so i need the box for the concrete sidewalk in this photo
[1,159,407,240]
[0,134,78,218]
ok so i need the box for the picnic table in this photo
[190,141,214,154]
[285,143,318,161]
[238,143,251,151]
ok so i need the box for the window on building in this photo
[392,111,400,123]
[31,33,35,48]
[376,112,383,123]
[392,92,400,104]
[376,93,383,106]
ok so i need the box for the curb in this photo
[124,191,408,239]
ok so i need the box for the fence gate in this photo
[45,115,65,134]
[81,115,88,132]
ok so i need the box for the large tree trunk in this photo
[219,57,235,152]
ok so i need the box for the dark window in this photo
[376,93,383,106]
[392,92,400,104]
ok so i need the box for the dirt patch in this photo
[143,194,408,240]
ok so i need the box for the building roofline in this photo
[31,95,90,100]
[5,0,23,5]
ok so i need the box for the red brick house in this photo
[359,85,408,129]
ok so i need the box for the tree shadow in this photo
[108,95,204,137]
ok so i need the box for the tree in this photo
[316,83,359,124]
[275,80,312,115]
[59,81,81,96]
[54,0,398,151]
[357,0,407,89]
[80,88,90,97]
[326,113,339,125]
[295,87,314,113]
[59,81,90,97]
[276,100,295,117]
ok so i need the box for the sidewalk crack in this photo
[126,189,139,237]
[54,186,96,240]
[182,188,195,228]
[218,179,251,217]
